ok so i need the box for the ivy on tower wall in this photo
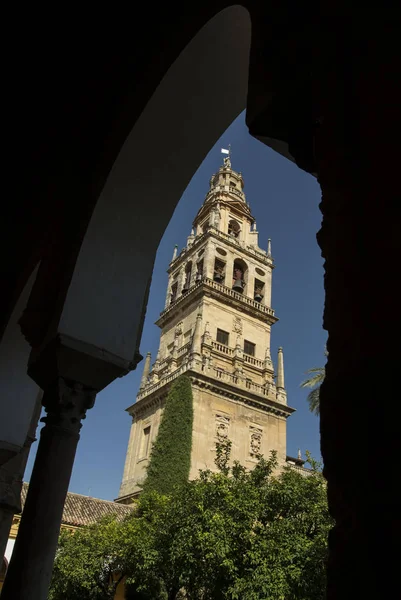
[142,375,193,495]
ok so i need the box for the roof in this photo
[286,455,306,467]
[21,483,133,528]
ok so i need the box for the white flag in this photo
[221,148,230,154]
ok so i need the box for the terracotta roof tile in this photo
[21,483,133,528]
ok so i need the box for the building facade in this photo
[118,155,295,502]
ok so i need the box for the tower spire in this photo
[139,352,151,390]
[172,244,178,261]
[277,347,285,389]
[276,347,287,404]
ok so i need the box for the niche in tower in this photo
[228,219,241,239]
[232,259,247,293]
[182,262,192,293]
[213,258,226,283]
[195,259,204,283]
[170,281,178,304]
[254,278,265,303]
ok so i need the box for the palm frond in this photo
[300,369,325,389]
[307,387,321,416]
[304,367,326,374]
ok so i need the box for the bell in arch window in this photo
[228,219,241,239]
[232,259,247,293]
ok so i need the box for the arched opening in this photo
[195,258,204,283]
[232,258,248,294]
[213,258,226,283]
[182,262,192,293]
[253,278,265,302]
[228,219,241,239]
[56,5,252,375]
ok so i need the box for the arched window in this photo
[232,258,247,293]
[170,281,178,304]
[254,278,265,302]
[213,258,226,283]
[228,219,241,239]
[182,262,192,292]
[195,259,203,282]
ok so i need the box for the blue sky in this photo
[25,112,326,500]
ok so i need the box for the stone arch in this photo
[183,261,193,293]
[228,218,242,239]
[232,257,248,294]
[34,5,253,395]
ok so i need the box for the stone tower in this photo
[117,154,294,502]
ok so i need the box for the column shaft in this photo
[1,378,95,600]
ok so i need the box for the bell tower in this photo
[117,154,295,502]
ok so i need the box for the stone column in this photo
[0,392,42,561]
[224,252,234,289]
[1,377,96,600]
[312,21,401,599]
[202,240,215,280]
[190,313,202,362]
[263,265,272,307]
[276,347,286,404]
[276,347,284,389]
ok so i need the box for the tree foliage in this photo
[48,516,127,600]
[142,375,193,495]
[50,441,332,600]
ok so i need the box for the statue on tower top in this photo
[221,146,231,169]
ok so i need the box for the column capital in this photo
[41,377,96,435]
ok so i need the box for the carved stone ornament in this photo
[233,316,243,335]
[249,426,263,456]
[175,321,183,337]
[41,377,96,435]
[215,414,230,438]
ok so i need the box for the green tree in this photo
[142,375,193,495]
[48,494,168,600]
[163,440,332,600]
[50,440,332,600]
[300,348,328,415]
[48,515,128,600]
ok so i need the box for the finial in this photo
[267,238,272,257]
[139,352,152,390]
[277,347,285,389]
[191,228,194,236]
[153,348,161,368]
[187,229,195,248]
[298,448,302,460]
[252,221,257,232]
[172,244,178,261]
